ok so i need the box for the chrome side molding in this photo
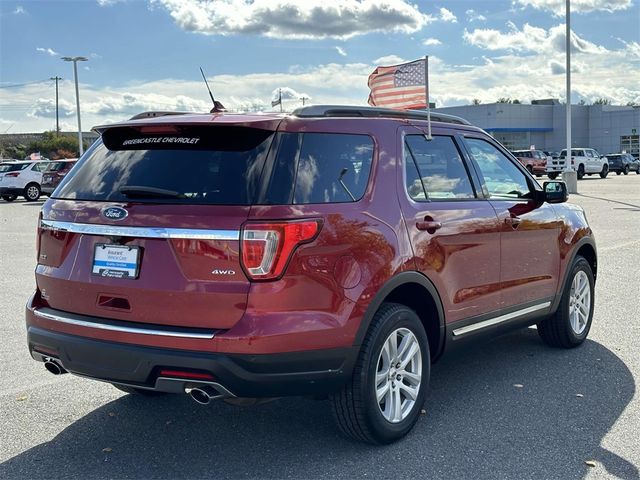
[33,308,216,339]
[452,301,551,337]
[40,219,240,241]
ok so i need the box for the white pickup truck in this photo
[547,148,609,180]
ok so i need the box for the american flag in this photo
[367,58,427,110]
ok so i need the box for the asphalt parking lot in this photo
[1,175,639,480]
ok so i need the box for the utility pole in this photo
[50,76,62,134]
[300,96,309,106]
[563,0,578,193]
[279,88,283,113]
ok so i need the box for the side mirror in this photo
[543,181,568,204]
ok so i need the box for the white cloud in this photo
[90,52,102,59]
[439,7,457,22]
[515,0,633,16]
[335,46,347,56]
[2,36,638,133]
[463,23,609,55]
[29,98,76,119]
[423,37,442,46]
[272,86,310,103]
[151,0,435,39]
[373,54,405,65]
[13,5,26,14]
[97,0,127,6]
[465,9,486,22]
[36,47,59,57]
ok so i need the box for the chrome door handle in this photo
[416,219,442,233]
[504,216,521,228]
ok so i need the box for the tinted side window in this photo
[405,135,475,200]
[292,133,373,204]
[464,137,531,200]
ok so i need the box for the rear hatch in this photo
[37,121,278,330]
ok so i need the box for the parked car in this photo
[510,149,548,176]
[547,148,608,180]
[41,159,78,196]
[605,153,640,175]
[0,160,48,201]
[26,106,597,444]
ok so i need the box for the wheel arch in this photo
[551,237,597,313]
[354,271,446,362]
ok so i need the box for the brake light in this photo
[36,212,43,261]
[241,220,321,280]
[5,172,20,177]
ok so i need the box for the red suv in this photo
[41,159,77,196]
[26,106,597,444]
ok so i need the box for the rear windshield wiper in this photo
[119,186,184,199]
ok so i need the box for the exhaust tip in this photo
[185,387,212,405]
[44,359,64,375]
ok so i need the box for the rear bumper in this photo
[0,187,23,196]
[27,325,358,397]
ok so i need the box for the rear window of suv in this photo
[0,163,29,173]
[54,126,274,205]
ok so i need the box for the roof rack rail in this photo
[128,111,196,121]
[291,105,471,125]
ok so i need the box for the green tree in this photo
[472,98,481,105]
[27,132,89,158]
[592,98,611,105]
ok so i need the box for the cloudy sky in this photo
[0,0,638,133]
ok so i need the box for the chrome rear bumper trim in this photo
[33,308,216,339]
[40,219,239,241]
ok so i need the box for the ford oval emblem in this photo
[101,206,128,221]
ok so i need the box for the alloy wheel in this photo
[375,328,422,423]
[569,270,591,335]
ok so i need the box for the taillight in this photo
[241,220,321,280]
[36,212,43,261]
[5,172,20,177]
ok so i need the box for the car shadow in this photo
[0,329,636,479]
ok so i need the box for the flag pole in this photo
[425,55,432,140]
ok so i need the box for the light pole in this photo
[61,56,88,155]
[563,0,578,193]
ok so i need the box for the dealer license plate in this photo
[92,244,140,279]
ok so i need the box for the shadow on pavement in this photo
[0,329,636,479]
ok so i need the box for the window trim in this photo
[400,131,481,204]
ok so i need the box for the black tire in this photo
[623,165,629,175]
[600,164,608,178]
[330,302,430,444]
[547,172,558,180]
[577,164,585,180]
[24,183,41,201]
[112,384,167,396]
[616,171,621,175]
[1,194,17,202]
[537,256,594,348]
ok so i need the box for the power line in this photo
[0,79,52,89]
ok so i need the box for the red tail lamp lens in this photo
[241,220,321,280]
[159,369,215,380]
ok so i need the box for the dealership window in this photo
[621,135,639,160]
